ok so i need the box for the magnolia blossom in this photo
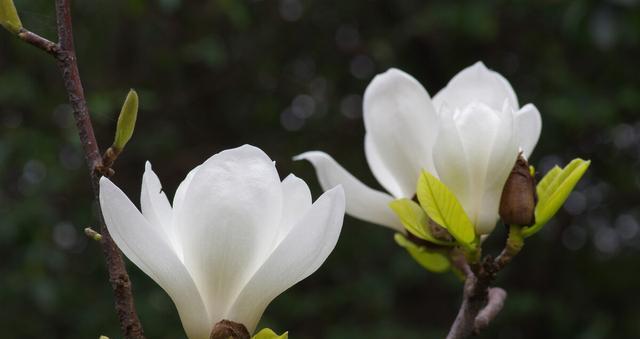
[99,145,345,339]
[296,62,541,234]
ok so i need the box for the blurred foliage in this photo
[1,0,639,338]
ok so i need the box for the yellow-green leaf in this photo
[416,170,475,247]
[394,233,450,273]
[389,198,454,246]
[113,89,139,150]
[523,158,590,237]
[537,165,561,200]
[252,328,288,339]
[1,0,22,34]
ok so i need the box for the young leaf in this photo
[416,170,475,247]
[394,233,450,273]
[388,198,454,246]
[0,0,22,34]
[523,158,590,237]
[536,165,561,200]
[252,328,288,339]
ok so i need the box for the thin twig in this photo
[11,1,145,337]
[17,28,60,55]
[53,1,145,337]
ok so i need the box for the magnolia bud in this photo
[210,319,250,339]
[499,153,536,226]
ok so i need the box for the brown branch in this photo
[16,28,60,55]
[10,1,145,337]
[53,1,145,337]
[446,226,524,339]
[474,287,507,334]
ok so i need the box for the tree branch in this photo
[53,1,145,337]
[17,28,60,55]
[11,1,145,337]
[474,287,507,334]
[446,226,524,339]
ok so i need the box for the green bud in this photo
[112,89,139,151]
[84,227,102,241]
[0,0,22,34]
[98,336,110,339]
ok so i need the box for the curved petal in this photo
[514,103,542,158]
[453,102,518,234]
[174,145,283,326]
[226,186,345,332]
[364,134,404,199]
[100,177,210,339]
[278,174,312,243]
[294,151,403,232]
[171,164,202,261]
[363,68,438,197]
[433,104,472,216]
[477,102,519,234]
[141,162,177,251]
[173,165,201,213]
[433,62,518,112]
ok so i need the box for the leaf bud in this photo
[112,89,139,151]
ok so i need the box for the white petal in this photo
[294,151,403,232]
[170,164,201,261]
[476,102,519,234]
[364,134,405,199]
[226,186,345,332]
[174,145,283,325]
[173,164,201,213]
[514,103,542,158]
[433,61,519,112]
[453,102,502,233]
[433,105,472,215]
[100,177,210,339]
[278,174,312,243]
[141,162,176,249]
[363,68,438,198]
[453,102,518,234]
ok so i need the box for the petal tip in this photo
[292,151,324,163]
[99,176,111,187]
[472,60,488,70]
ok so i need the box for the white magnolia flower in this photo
[99,145,345,339]
[296,62,541,235]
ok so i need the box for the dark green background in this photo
[1,0,639,338]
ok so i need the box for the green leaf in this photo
[113,89,139,150]
[1,0,22,34]
[388,198,454,246]
[523,158,590,238]
[416,170,475,248]
[536,165,562,200]
[394,233,450,273]
[252,328,288,339]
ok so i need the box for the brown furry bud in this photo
[210,319,250,339]
[499,153,536,226]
